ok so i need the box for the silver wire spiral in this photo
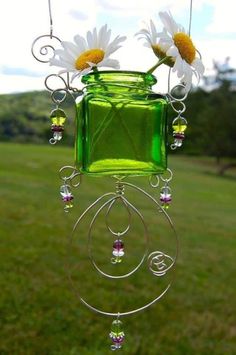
[68,178,178,318]
[31,34,61,63]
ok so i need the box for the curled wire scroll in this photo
[68,180,178,318]
[59,165,82,188]
[31,34,61,63]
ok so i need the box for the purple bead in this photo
[63,195,74,202]
[111,335,125,344]
[160,196,172,203]
[173,132,184,140]
[51,125,64,132]
[113,240,124,251]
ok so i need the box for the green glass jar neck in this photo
[81,70,157,93]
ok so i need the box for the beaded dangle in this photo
[49,108,67,145]
[109,318,125,351]
[172,114,188,149]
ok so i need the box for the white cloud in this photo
[205,0,236,33]
[200,39,236,70]
[96,0,204,17]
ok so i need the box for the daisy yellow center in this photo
[152,44,166,59]
[152,44,175,67]
[173,33,196,64]
[75,49,105,70]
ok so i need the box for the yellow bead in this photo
[172,117,187,133]
[50,109,67,126]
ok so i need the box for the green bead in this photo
[111,320,124,337]
[50,109,67,126]
[163,204,169,210]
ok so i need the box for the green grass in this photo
[0,143,236,355]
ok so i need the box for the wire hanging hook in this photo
[188,0,193,36]
[48,0,53,38]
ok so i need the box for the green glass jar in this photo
[76,71,168,176]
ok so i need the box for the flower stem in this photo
[147,57,170,74]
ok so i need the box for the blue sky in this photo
[0,0,235,93]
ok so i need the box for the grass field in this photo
[0,143,235,355]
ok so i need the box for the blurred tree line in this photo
[0,91,75,146]
[181,81,236,161]
[0,82,235,172]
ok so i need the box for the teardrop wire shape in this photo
[67,184,178,318]
[149,174,160,188]
[88,195,149,279]
[105,197,131,237]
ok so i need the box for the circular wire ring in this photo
[51,88,68,105]
[160,168,173,183]
[149,175,160,188]
[59,166,81,187]
[45,74,68,92]
[169,83,188,102]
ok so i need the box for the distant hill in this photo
[0,91,75,145]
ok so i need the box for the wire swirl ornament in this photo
[68,179,179,318]
[59,165,82,188]
[148,251,174,277]
[31,34,61,63]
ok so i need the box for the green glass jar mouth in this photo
[81,70,157,88]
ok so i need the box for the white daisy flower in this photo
[158,11,205,91]
[50,25,126,81]
[136,20,173,67]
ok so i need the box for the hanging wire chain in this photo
[188,0,193,36]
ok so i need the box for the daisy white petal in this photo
[192,58,205,76]
[50,25,126,81]
[98,24,106,46]
[166,46,179,58]
[99,25,111,48]
[159,11,179,35]
[54,49,74,63]
[74,35,87,51]
[71,69,88,81]
[50,57,74,70]
[92,27,98,47]
[181,64,193,91]
[172,55,183,75]
[136,20,172,63]
[99,58,120,69]
[150,19,158,42]
[87,30,94,48]
[158,11,204,90]
[61,41,79,57]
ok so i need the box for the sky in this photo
[0,0,235,94]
